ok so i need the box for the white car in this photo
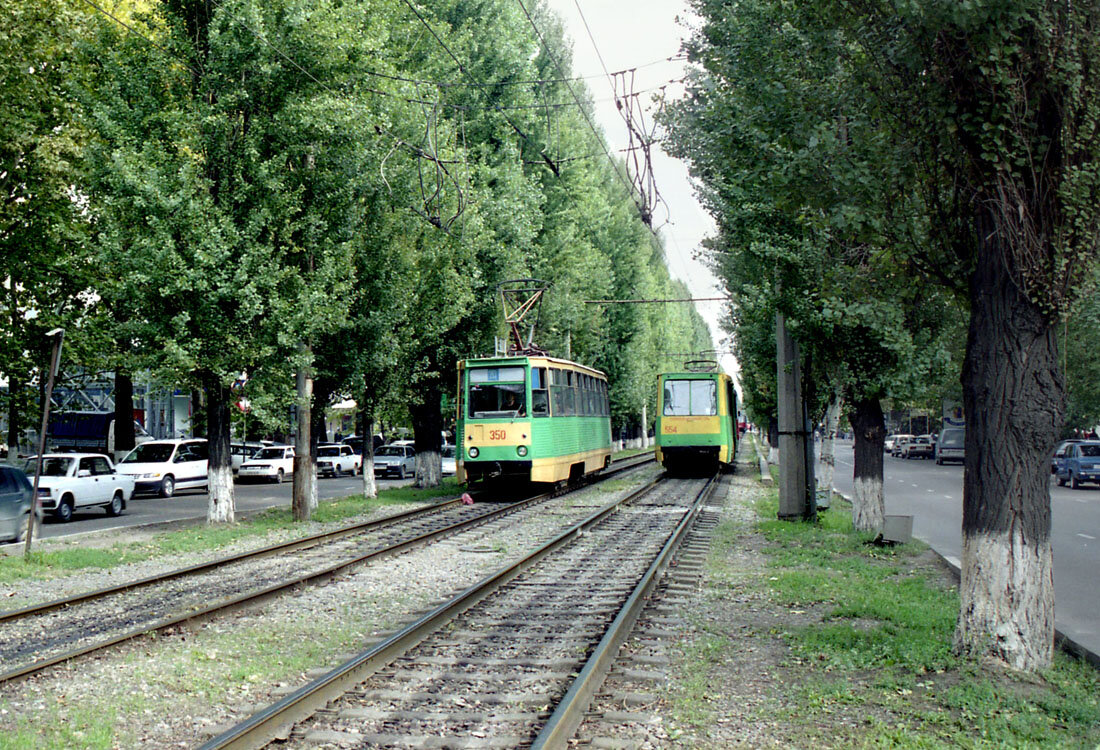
[238,445,295,483]
[316,444,360,477]
[441,444,456,476]
[117,439,209,497]
[27,453,135,522]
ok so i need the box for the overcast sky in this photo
[543,0,738,382]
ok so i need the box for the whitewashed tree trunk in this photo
[955,531,1054,670]
[849,397,885,533]
[362,452,377,498]
[817,395,843,508]
[207,463,235,524]
[416,450,441,487]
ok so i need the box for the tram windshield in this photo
[663,379,717,416]
[468,367,526,418]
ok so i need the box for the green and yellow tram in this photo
[456,355,612,485]
[655,369,737,474]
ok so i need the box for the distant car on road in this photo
[117,439,208,498]
[373,444,416,479]
[25,453,134,521]
[1055,440,1100,489]
[238,445,295,483]
[441,444,456,476]
[891,435,914,457]
[903,435,934,460]
[230,442,264,475]
[1051,439,1083,476]
[935,428,965,465]
[0,465,34,542]
[316,444,360,477]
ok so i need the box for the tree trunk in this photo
[113,371,135,461]
[292,344,316,521]
[412,381,443,488]
[202,372,235,524]
[818,393,843,509]
[848,396,885,533]
[955,231,1059,672]
[6,374,20,455]
[361,392,377,498]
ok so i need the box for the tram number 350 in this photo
[488,429,507,440]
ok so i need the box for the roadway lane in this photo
[25,473,418,542]
[822,439,1099,660]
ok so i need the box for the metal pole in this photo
[25,328,64,557]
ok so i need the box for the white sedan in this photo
[27,453,135,522]
[238,445,295,483]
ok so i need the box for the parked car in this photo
[317,444,360,477]
[441,444,456,476]
[230,442,265,475]
[903,435,934,459]
[238,445,295,483]
[884,434,902,453]
[24,453,135,521]
[373,444,416,479]
[936,427,965,465]
[1051,439,1083,475]
[117,439,208,497]
[1055,440,1100,489]
[0,465,34,543]
[890,434,914,457]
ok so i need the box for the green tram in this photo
[456,355,612,485]
[655,370,738,474]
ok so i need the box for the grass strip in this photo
[0,479,461,586]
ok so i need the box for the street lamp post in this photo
[24,328,64,557]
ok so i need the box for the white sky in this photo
[543,0,739,384]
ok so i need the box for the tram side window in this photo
[550,368,565,416]
[531,367,549,417]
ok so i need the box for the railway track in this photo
[0,454,654,685]
[201,472,721,750]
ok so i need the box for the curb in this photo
[829,489,1100,670]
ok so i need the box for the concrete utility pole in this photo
[776,312,813,520]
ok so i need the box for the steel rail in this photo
[198,473,667,750]
[532,472,720,749]
[0,453,655,685]
[0,452,652,625]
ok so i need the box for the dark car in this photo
[0,465,35,543]
[1055,440,1100,489]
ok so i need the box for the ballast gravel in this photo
[0,468,661,749]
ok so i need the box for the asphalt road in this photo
[22,473,419,542]
[822,439,1099,660]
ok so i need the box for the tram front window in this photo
[663,379,717,416]
[469,383,526,418]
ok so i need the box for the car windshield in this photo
[376,446,405,457]
[317,447,340,457]
[941,430,964,447]
[27,457,74,477]
[122,444,175,463]
[253,448,285,460]
[1079,444,1100,457]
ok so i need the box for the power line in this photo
[584,297,728,304]
[514,0,647,223]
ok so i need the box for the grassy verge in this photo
[613,446,655,460]
[756,490,1100,747]
[673,477,1100,748]
[0,479,462,586]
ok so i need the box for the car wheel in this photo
[1071,473,1081,489]
[160,476,176,498]
[1057,474,1067,487]
[106,492,124,517]
[276,468,285,484]
[936,458,942,465]
[56,496,74,523]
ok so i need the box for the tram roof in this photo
[659,370,732,380]
[460,355,607,379]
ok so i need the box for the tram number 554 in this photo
[489,429,507,440]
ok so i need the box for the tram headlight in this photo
[468,446,479,459]
[517,445,528,457]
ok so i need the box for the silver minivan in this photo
[935,427,965,465]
